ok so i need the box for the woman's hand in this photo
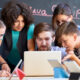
[0,70,11,77]
[1,63,11,72]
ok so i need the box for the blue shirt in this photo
[27,24,35,40]
[51,46,67,59]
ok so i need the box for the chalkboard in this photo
[0,0,80,25]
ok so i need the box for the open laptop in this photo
[24,51,61,77]
[48,59,62,68]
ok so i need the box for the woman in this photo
[0,1,35,72]
[52,3,73,31]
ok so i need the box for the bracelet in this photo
[0,63,7,65]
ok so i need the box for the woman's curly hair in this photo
[1,1,34,29]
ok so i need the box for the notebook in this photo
[24,51,61,77]
[64,61,80,73]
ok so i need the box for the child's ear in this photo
[73,33,77,41]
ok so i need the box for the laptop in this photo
[24,51,61,77]
[48,59,62,68]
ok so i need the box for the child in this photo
[55,21,80,66]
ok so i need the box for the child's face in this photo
[12,15,25,31]
[56,14,72,26]
[59,34,76,51]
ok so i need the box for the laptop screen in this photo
[24,51,61,77]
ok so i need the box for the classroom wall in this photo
[0,0,80,25]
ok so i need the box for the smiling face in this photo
[59,34,77,51]
[56,14,73,26]
[12,15,25,31]
[36,31,54,51]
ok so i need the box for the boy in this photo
[55,21,80,66]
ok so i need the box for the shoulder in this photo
[51,46,66,51]
[28,23,35,33]
[28,24,35,32]
[29,24,35,29]
[27,24,35,40]
[51,46,67,59]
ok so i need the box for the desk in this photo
[27,77,68,80]
[0,77,68,80]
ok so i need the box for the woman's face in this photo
[56,14,72,26]
[12,15,25,31]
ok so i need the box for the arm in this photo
[27,39,35,51]
[62,51,80,66]
[27,24,35,51]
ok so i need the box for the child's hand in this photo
[62,50,76,62]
